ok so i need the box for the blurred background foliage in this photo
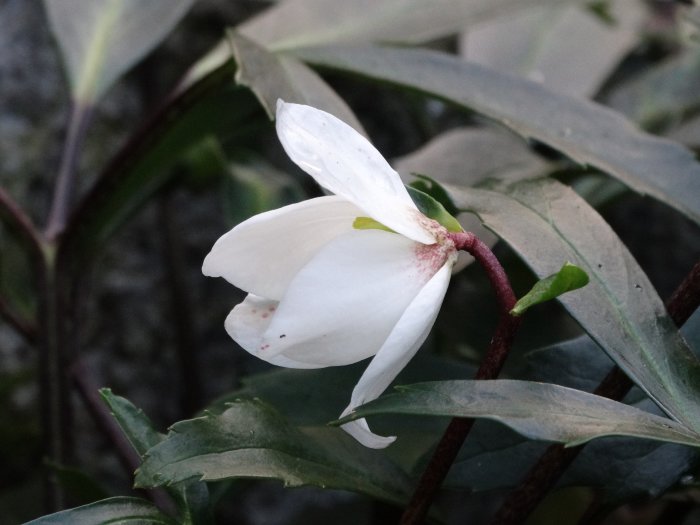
[1,0,699,523]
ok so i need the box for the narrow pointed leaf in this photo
[23,497,176,525]
[239,0,592,50]
[100,388,163,456]
[136,399,412,505]
[100,390,212,525]
[297,45,700,225]
[511,262,589,315]
[447,178,700,431]
[406,186,462,232]
[44,0,194,103]
[229,32,365,133]
[340,380,700,447]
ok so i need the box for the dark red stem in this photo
[400,232,522,525]
[488,260,700,525]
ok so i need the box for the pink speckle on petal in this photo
[262,313,269,319]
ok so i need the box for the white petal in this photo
[225,295,321,369]
[340,262,453,448]
[254,229,447,367]
[276,100,435,245]
[202,196,361,300]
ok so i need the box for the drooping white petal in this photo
[225,295,321,369]
[230,229,449,368]
[202,196,361,300]
[276,100,435,245]
[340,262,453,448]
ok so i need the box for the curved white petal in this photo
[225,295,321,369]
[202,196,361,300]
[276,101,435,245]
[242,229,448,368]
[340,262,453,448]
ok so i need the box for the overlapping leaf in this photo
[296,45,700,225]
[239,0,591,50]
[136,399,412,506]
[341,380,700,447]
[101,390,212,525]
[229,32,365,132]
[447,178,700,431]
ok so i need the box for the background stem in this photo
[38,260,73,511]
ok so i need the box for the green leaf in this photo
[446,177,700,431]
[43,0,194,103]
[446,315,700,499]
[207,355,476,474]
[229,32,366,133]
[406,186,462,232]
[340,380,700,447]
[100,390,212,525]
[296,45,700,225]
[23,496,177,525]
[408,175,460,217]
[511,262,589,315]
[100,388,163,456]
[238,0,593,50]
[135,399,412,506]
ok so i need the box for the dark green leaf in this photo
[44,0,194,103]
[447,311,700,499]
[341,380,700,447]
[408,175,460,217]
[229,32,365,133]
[100,388,163,457]
[136,399,412,506]
[447,177,700,432]
[23,496,176,525]
[100,390,212,525]
[406,186,462,232]
[511,262,589,315]
[208,354,476,471]
[297,45,700,225]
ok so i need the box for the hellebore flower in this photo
[203,101,461,448]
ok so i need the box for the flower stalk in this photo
[400,232,522,525]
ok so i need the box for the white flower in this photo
[203,101,459,448]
